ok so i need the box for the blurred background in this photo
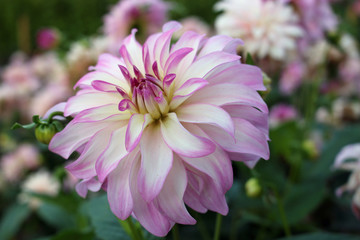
[1,0,360,240]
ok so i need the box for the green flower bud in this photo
[260,72,271,98]
[35,123,57,145]
[245,178,262,198]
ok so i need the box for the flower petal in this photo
[125,113,153,152]
[177,103,234,137]
[138,122,173,202]
[198,35,243,57]
[95,126,128,182]
[205,63,266,91]
[130,159,173,237]
[160,112,215,158]
[200,118,270,162]
[107,149,139,220]
[65,125,118,179]
[154,155,196,224]
[75,177,102,198]
[186,83,268,113]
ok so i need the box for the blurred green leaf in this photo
[278,231,360,240]
[81,194,131,240]
[37,202,76,230]
[0,203,31,240]
[282,179,326,225]
[245,53,255,65]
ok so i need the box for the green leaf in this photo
[81,194,131,240]
[0,204,31,240]
[245,53,255,65]
[32,115,41,124]
[37,202,76,230]
[281,179,326,225]
[11,122,36,130]
[278,231,360,240]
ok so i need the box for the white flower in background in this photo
[334,143,360,219]
[215,0,303,60]
[19,170,60,209]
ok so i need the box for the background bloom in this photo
[49,21,270,236]
[215,0,303,60]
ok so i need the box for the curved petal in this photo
[74,71,130,92]
[121,29,145,74]
[125,113,153,152]
[138,122,173,202]
[222,105,269,139]
[130,159,173,237]
[160,113,215,158]
[107,149,139,220]
[177,103,234,137]
[75,177,102,198]
[64,91,120,116]
[179,51,240,87]
[205,63,265,91]
[95,126,128,182]
[185,83,268,113]
[200,118,270,161]
[65,124,118,179]
[154,155,196,224]
[198,35,243,57]
[74,104,130,123]
[90,53,128,82]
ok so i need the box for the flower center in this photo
[118,62,175,120]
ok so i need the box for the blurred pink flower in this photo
[292,0,337,42]
[36,28,60,50]
[49,21,270,236]
[0,144,40,182]
[269,103,298,127]
[104,0,169,53]
[215,0,303,60]
[174,17,211,39]
[280,61,305,94]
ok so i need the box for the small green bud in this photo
[35,123,58,144]
[302,139,318,159]
[245,178,262,198]
[260,72,271,98]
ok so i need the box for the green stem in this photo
[275,192,291,237]
[123,218,143,240]
[172,224,180,240]
[213,214,222,240]
[47,111,64,123]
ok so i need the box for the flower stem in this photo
[123,218,143,240]
[172,224,180,240]
[47,111,64,123]
[275,193,291,237]
[213,213,222,240]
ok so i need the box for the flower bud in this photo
[35,123,57,144]
[245,178,262,198]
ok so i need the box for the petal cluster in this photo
[49,21,270,236]
[215,0,303,60]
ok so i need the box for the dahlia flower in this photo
[215,0,303,60]
[104,0,168,53]
[49,21,270,236]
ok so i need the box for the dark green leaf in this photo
[32,115,41,124]
[0,204,31,240]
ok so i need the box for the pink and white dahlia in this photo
[49,21,270,236]
[104,0,169,53]
[215,0,303,60]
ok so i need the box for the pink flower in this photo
[269,103,298,128]
[49,21,269,236]
[291,0,337,42]
[104,0,169,53]
[36,28,60,50]
[174,17,211,39]
[279,61,305,95]
[215,0,303,60]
